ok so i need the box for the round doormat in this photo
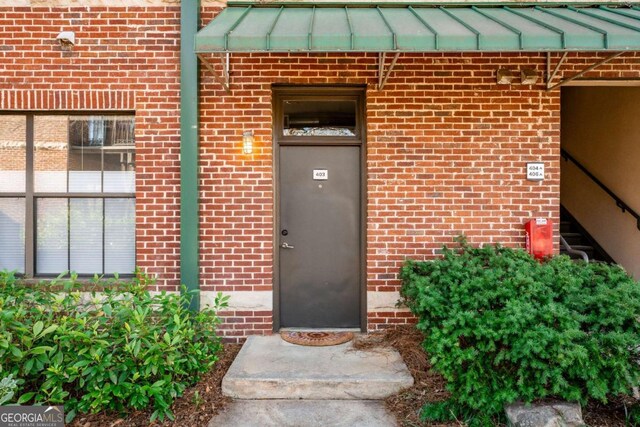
[280,331,354,347]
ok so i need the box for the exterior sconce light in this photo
[496,68,515,85]
[520,68,540,85]
[56,31,75,51]
[243,130,254,154]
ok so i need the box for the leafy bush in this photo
[0,374,18,405]
[629,404,640,425]
[0,270,228,423]
[400,240,640,426]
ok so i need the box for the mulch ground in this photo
[354,326,460,427]
[354,325,638,427]
[67,327,637,427]
[69,343,241,427]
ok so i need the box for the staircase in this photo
[560,206,614,263]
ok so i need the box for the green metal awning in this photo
[195,4,640,53]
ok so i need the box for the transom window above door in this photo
[0,114,136,277]
[283,99,357,137]
[275,90,363,142]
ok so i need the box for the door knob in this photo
[281,242,295,249]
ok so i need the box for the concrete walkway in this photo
[209,335,413,426]
[208,399,398,427]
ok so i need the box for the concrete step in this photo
[568,244,593,251]
[560,221,573,234]
[561,245,595,260]
[208,399,397,427]
[560,232,584,246]
[222,335,414,400]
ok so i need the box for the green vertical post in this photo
[180,0,200,310]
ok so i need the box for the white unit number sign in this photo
[526,162,544,181]
[313,169,328,180]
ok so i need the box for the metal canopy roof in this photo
[195,4,640,53]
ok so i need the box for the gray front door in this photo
[279,145,360,328]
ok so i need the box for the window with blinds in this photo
[0,114,136,277]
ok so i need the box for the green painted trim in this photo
[180,0,200,311]
[228,1,640,7]
[196,4,640,53]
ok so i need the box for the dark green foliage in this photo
[420,400,499,426]
[400,241,640,426]
[628,404,640,425]
[0,270,228,423]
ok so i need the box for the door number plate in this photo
[313,169,328,180]
[526,162,544,181]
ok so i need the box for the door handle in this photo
[281,242,295,249]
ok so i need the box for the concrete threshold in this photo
[222,335,414,400]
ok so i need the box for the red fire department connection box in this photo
[525,218,553,260]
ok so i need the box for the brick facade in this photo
[1,5,639,342]
[0,6,182,287]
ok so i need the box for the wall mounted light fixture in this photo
[243,130,254,154]
[520,68,540,85]
[496,68,540,85]
[56,31,75,51]
[496,68,515,85]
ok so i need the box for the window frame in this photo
[0,112,136,278]
[273,88,364,146]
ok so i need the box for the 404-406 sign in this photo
[526,162,545,181]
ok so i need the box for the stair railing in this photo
[559,235,589,262]
[561,149,640,231]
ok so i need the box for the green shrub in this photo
[629,404,640,425]
[400,240,640,426]
[0,374,18,405]
[0,270,228,423]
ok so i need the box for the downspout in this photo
[180,0,200,310]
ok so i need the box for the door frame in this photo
[272,85,367,332]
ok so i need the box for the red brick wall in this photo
[215,310,274,340]
[198,41,640,340]
[0,115,126,180]
[0,6,181,289]
[0,116,26,171]
[2,5,639,341]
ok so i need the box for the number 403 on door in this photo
[313,169,328,181]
